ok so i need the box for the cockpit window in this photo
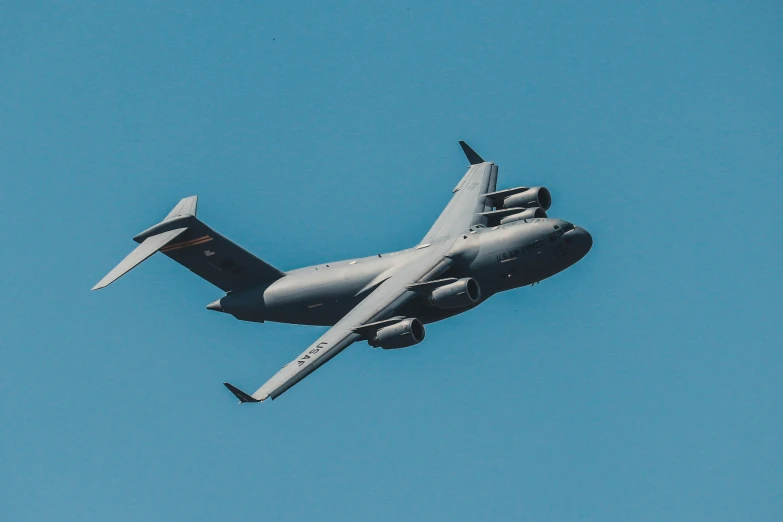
[562,223,575,232]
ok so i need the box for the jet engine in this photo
[499,207,548,224]
[369,318,426,349]
[502,187,551,210]
[429,278,481,309]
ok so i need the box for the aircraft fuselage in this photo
[212,217,592,326]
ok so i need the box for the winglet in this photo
[459,141,484,164]
[223,382,262,404]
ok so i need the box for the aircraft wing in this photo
[224,242,455,403]
[420,141,498,243]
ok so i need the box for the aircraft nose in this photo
[564,226,592,258]
[577,226,593,253]
[579,227,593,253]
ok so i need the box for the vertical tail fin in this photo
[92,196,284,292]
[164,195,198,221]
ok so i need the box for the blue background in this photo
[3,2,781,520]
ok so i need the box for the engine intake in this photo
[499,207,548,224]
[429,278,481,309]
[502,187,551,211]
[369,318,426,349]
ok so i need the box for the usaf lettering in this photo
[297,342,328,366]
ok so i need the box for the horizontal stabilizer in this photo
[94,196,285,293]
[223,382,262,404]
[91,227,188,290]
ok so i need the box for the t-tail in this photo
[92,196,284,292]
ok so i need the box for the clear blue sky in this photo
[2,2,781,521]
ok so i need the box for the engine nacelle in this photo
[369,318,426,349]
[429,277,481,310]
[502,187,551,210]
[499,207,548,224]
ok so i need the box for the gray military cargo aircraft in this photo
[93,142,592,403]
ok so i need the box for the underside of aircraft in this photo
[93,142,592,403]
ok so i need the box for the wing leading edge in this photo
[224,243,455,403]
[421,142,498,243]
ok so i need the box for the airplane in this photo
[93,141,592,404]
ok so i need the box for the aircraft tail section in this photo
[92,196,285,292]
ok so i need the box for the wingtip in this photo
[459,141,484,164]
[223,382,262,404]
